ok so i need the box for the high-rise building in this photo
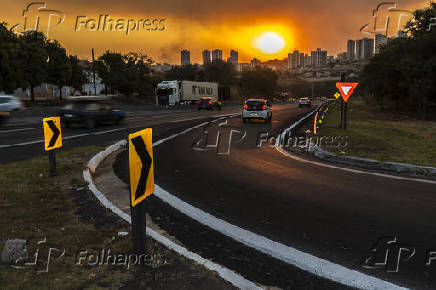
[356,38,374,59]
[181,50,191,65]
[202,50,211,65]
[304,54,312,67]
[356,39,363,59]
[250,58,261,66]
[375,34,387,54]
[311,48,327,66]
[363,38,374,58]
[212,49,223,63]
[288,50,304,69]
[229,50,238,65]
[347,40,355,60]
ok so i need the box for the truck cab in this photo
[156,81,180,105]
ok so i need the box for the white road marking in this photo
[0,127,35,134]
[0,128,126,149]
[83,140,262,290]
[85,111,407,290]
[275,109,436,185]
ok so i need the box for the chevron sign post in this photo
[43,117,62,176]
[128,128,154,254]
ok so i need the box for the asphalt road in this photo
[0,106,243,163]
[109,104,436,289]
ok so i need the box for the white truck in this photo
[155,80,218,106]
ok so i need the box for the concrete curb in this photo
[82,119,262,290]
[310,145,436,177]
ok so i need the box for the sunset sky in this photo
[1,0,428,64]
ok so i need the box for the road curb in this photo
[82,117,261,290]
[310,145,436,177]
[84,112,408,290]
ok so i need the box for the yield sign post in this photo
[128,128,154,254]
[336,83,358,129]
[43,117,62,176]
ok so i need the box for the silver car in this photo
[0,95,22,112]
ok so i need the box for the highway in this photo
[3,103,436,288]
[0,107,243,163]
[107,104,436,289]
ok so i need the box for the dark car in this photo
[59,99,125,129]
[197,97,222,111]
[298,97,312,108]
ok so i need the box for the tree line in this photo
[0,22,86,101]
[359,2,436,119]
[164,62,278,98]
[1,20,279,102]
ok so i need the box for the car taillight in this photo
[262,104,267,110]
[244,104,248,110]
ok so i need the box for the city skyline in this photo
[2,0,427,63]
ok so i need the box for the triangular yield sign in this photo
[336,83,358,102]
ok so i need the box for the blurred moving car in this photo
[242,98,272,123]
[197,97,222,111]
[0,95,22,112]
[59,97,125,129]
[298,97,312,108]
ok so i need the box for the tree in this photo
[68,55,86,94]
[46,40,71,101]
[19,31,48,101]
[404,2,436,38]
[0,22,25,94]
[240,66,278,97]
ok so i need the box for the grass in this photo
[317,99,436,167]
[0,146,233,289]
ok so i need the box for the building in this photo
[337,52,347,62]
[250,58,261,66]
[287,50,305,69]
[181,50,191,65]
[356,38,374,59]
[347,40,355,60]
[363,38,374,59]
[202,50,211,65]
[212,49,223,63]
[375,34,387,54]
[311,48,327,66]
[304,54,312,67]
[356,39,363,59]
[228,50,238,65]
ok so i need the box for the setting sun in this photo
[255,32,285,54]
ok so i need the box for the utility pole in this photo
[92,48,97,96]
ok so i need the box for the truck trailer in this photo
[156,80,219,106]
